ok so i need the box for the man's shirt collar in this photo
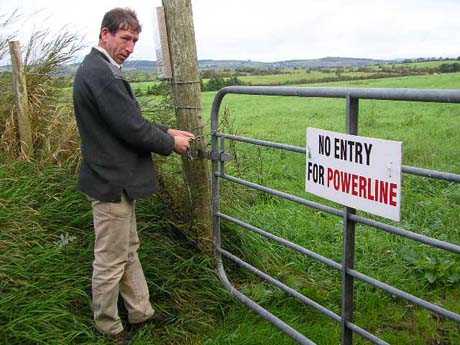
[94,46,122,69]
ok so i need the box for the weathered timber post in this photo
[162,0,212,253]
[9,40,33,159]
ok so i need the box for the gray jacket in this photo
[73,48,175,202]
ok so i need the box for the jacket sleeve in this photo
[156,124,170,133]
[95,79,175,155]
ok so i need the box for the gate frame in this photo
[210,86,460,345]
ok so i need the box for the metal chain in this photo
[185,135,205,161]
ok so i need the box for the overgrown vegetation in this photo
[0,24,83,166]
[1,11,459,344]
[0,160,241,345]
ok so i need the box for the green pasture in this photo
[398,59,460,69]
[237,70,368,85]
[131,69,388,90]
[130,60,460,92]
[198,72,460,344]
[0,72,459,345]
[67,60,459,97]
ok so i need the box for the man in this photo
[73,7,194,341]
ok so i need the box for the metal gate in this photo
[210,86,460,345]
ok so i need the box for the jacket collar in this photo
[90,48,124,79]
[93,46,122,69]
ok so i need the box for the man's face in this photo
[100,27,139,64]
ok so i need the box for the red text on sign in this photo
[326,167,398,206]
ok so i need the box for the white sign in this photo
[154,7,172,79]
[305,128,402,221]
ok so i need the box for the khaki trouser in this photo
[91,192,154,335]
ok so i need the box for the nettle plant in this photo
[401,248,460,285]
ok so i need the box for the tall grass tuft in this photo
[0,11,18,61]
[1,23,83,167]
[0,11,19,157]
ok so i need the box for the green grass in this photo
[198,73,460,344]
[1,72,459,345]
[0,160,237,345]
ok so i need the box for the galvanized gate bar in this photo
[215,85,460,103]
[218,172,460,254]
[219,248,343,322]
[211,86,460,345]
[214,133,460,183]
[216,262,317,345]
[216,172,344,217]
[214,132,317,345]
[217,132,307,154]
[218,212,343,270]
[347,268,460,323]
[219,248,390,345]
[218,212,460,324]
[401,165,460,183]
[349,214,460,254]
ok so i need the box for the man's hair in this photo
[99,8,142,39]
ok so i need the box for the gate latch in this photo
[209,150,233,162]
[184,135,232,161]
[185,148,232,162]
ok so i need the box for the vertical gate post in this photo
[9,40,33,160]
[341,96,359,345]
[215,136,226,254]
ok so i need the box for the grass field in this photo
[235,70,372,86]
[131,60,460,91]
[198,73,460,344]
[398,59,460,68]
[1,72,459,345]
[131,69,397,90]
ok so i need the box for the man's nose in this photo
[126,42,135,54]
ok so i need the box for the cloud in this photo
[3,0,459,63]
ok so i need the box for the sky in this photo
[2,0,460,63]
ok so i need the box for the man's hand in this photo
[167,128,195,139]
[173,136,192,155]
[167,128,195,155]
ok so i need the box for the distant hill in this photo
[268,57,391,69]
[121,56,392,72]
[123,60,157,71]
[0,56,424,75]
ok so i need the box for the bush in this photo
[202,76,244,91]
[439,63,460,73]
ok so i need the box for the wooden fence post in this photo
[9,40,33,159]
[162,0,213,253]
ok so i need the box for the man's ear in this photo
[100,27,110,41]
